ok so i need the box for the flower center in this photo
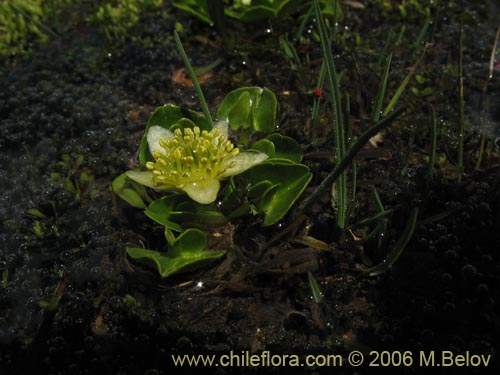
[145,126,239,189]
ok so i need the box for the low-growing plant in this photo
[173,0,311,24]
[0,0,58,57]
[88,0,164,42]
[112,32,312,278]
[172,0,342,47]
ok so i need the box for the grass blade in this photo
[308,272,324,303]
[348,209,393,229]
[411,14,430,58]
[311,61,327,124]
[372,186,388,249]
[372,53,393,123]
[364,207,419,277]
[294,2,314,42]
[383,51,425,116]
[313,0,347,229]
[174,30,214,128]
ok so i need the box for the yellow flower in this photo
[126,121,268,204]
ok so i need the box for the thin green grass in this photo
[411,14,430,58]
[174,30,214,128]
[313,0,347,229]
[307,272,323,303]
[311,61,326,124]
[372,53,393,123]
[383,51,425,117]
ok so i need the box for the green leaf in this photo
[251,139,275,157]
[173,201,227,228]
[216,87,277,134]
[277,0,309,18]
[247,180,274,199]
[111,173,152,209]
[139,104,211,165]
[249,160,312,226]
[308,272,323,303]
[126,229,226,278]
[144,194,186,231]
[252,133,303,163]
[27,208,47,219]
[169,228,206,257]
[223,91,252,130]
[225,3,276,21]
[145,194,227,231]
[172,0,212,24]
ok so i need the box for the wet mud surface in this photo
[0,1,499,374]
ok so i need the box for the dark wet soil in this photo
[1,1,499,374]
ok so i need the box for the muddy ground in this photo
[0,1,499,374]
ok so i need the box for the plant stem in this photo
[174,30,214,128]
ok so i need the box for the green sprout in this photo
[126,121,268,204]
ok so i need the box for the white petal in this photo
[147,126,174,157]
[126,170,174,190]
[182,179,220,204]
[220,152,268,178]
[213,120,228,139]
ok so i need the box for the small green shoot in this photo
[383,51,425,117]
[372,53,393,123]
[363,208,419,277]
[308,272,323,303]
[279,34,301,70]
[39,272,67,311]
[410,14,430,58]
